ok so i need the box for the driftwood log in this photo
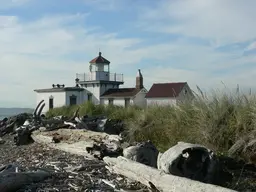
[31,129,123,160]
[103,156,237,192]
[0,164,51,192]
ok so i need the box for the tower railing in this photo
[76,72,123,82]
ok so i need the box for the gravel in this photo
[0,135,149,192]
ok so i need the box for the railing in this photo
[76,72,124,82]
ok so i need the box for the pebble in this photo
[0,138,5,144]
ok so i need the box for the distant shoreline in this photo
[0,108,34,120]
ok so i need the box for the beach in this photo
[0,134,148,191]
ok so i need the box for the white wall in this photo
[85,85,101,104]
[85,83,118,105]
[100,88,147,108]
[65,90,87,106]
[113,98,125,106]
[146,97,177,106]
[102,98,124,106]
[36,90,89,114]
[102,97,134,107]
[176,84,195,102]
[133,88,147,108]
[36,92,66,114]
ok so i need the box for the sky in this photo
[1,0,256,107]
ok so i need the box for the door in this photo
[87,94,92,102]
[49,98,54,109]
[125,98,130,107]
[108,98,114,105]
[69,95,77,106]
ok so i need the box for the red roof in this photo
[145,82,187,98]
[89,52,110,64]
[101,88,140,98]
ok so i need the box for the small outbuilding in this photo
[145,82,194,106]
[34,85,85,114]
[100,69,148,108]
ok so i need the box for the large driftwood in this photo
[31,129,123,160]
[103,156,237,192]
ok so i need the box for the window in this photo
[49,97,54,109]
[70,95,77,106]
[87,94,92,102]
[108,98,114,105]
[125,98,130,107]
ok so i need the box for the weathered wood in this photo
[103,156,237,192]
[31,129,123,160]
[33,99,44,117]
[0,170,51,192]
[68,107,80,121]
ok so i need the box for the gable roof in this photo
[145,82,187,98]
[89,52,110,64]
[101,88,141,98]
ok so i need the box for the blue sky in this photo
[1,0,256,107]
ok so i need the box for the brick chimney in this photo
[136,69,143,89]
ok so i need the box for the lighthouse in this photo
[75,52,124,104]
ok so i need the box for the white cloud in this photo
[0,14,189,107]
[138,0,256,45]
[246,41,256,51]
[2,1,256,107]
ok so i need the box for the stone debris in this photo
[123,140,159,168]
[0,100,124,146]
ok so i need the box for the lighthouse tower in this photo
[75,52,124,104]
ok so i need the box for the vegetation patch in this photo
[46,91,256,163]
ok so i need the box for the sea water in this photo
[0,108,33,120]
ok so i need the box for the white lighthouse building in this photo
[75,51,124,104]
[34,52,148,113]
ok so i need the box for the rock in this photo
[38,127,46,132]
[52,133,63,143]
[0,137,5,144]
[14,127,33,146]
[86,142,123,160]
[123,140,159,168]
[0,164,21,174]
[0,165,51,192]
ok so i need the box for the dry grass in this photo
[46,91,256,163]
